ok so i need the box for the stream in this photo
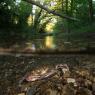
[0,54,95,95]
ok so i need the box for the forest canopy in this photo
[0,0,95,47]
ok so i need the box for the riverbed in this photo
[0,54,95,95]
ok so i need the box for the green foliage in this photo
[54,0,95,34]
[0,0,95,47]
[0,0,33,45]
[72,23,95,33]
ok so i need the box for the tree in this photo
[0,0,33,45]
[23,0,79,21]
[88,0,94,23]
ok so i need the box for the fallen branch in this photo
[23,0,79,21]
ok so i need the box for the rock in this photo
[18,93,25,95]
[56,64,70,78]
[67,78,77,87]
[85,79,92,90]
[92,82,95,95]
[61,84,75,95]
[76,87,92,95]
[45,89,58,95]
[26,86,37,95]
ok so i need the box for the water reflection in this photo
[25,36,56,51]
[45,36,56,49]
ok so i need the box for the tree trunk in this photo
[70,0,74,16]
[88,0,93,23]
[65,0,70,41]
[61,0,64,11]
[66,0,68,14]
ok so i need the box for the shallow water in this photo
[0,54,95,95]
